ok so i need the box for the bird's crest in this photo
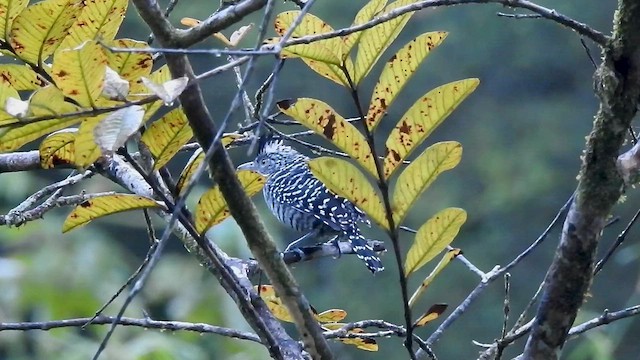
[258,135,296,156]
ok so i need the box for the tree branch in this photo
[0,316,261,343]
[131,1,331,358]
[523,1,640,358]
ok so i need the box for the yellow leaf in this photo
[175,134,241,194]
[58,0,128,50]
[255,285,294,322]
[62,194,159,232]
[0,87,81,152]
[308,157,387,229]
[273,11,352,86]
[28,84,79,117]
[275,11,342,65]
[408,249,460,306]
[342,0,387,57]
[354,0,417,84]
[106,39,153,82]
[74,115,103,168]
[140,108,193,170]
[383,79,478,178]
[404,208,466,275]
[277,98,376,176]
[392,141,462,223]
[366,32,448,130]
[322,323,379,351]
[39,128,77,168]
[195,170,265,234]
[314,309,347,323]
[0,0,28,40]
[52,40,107,107]
[0,64,47,90]
[414,304,448,327]
[9,0,84,65]
[176,147,204,195]
[130,64,171,121]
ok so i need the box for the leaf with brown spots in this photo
[62,194,160,233]
[383,78,479,178]
[314,309,347,323]
[106,39,153,83]
[9,0,84,65]
[392,141,462,224]
[39,128,77,169]
[0,86,80,152]
[277,98,377,177]
[0,0,28,40]
[366,32,448,130]
[404,208,466,275]
[0,64,47,90]
[408,249,460,307]
[58,0,128,51]
[413,304,448,327]
[140,108,193,170]
[52,40,107,107]
[175,134,241,195]
[353,0,418,85]
[195,170,266,234]
[308,157,387,229]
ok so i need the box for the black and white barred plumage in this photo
[238,139,383,273]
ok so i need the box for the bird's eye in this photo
[259,158,268,165]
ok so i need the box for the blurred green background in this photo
[2,0,640,359]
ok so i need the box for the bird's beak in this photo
[237,161,254,171]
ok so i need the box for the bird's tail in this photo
[347,231,384,273]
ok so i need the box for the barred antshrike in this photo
[237,139,383,273]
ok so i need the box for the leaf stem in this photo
[341,65,416,359]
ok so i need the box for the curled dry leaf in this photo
[93,105,145,153]
[141,76,189,106]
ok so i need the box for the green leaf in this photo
[392,141,461,224]
[52,40,107,107]
[404,208,466,275]
[354,0,417,84]
[277,98,377,177]
[62,194,160,232]
[308,157,387,229]
[9,0,84,65]
[194,170,266,234]
[366,31,448,130]
[140,108,193,170]
[383,79,478,178]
